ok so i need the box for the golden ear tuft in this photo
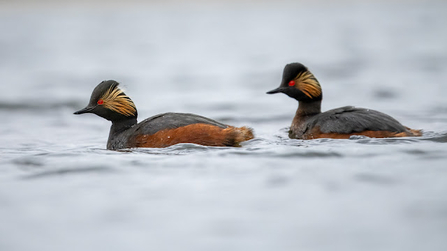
[295,71,322,98]
[100,86,136,116]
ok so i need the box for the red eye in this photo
[288,80,295,86]
[97,99,104,105]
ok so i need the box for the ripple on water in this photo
[127,143,227,155]
[81,131,447,159]
[6,131,447,181]
[420,132,447,143]
[20,166,115,180]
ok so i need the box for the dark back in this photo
[305,106,407,134]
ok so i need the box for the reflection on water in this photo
[1,1,447,251]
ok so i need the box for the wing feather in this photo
[132,112,229,136]
[306,106,407,134]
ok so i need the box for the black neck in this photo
[296,100,322,117]
[108,117,137,139]
[289,100,322,139]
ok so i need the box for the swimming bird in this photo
[267,62,422,139]
[74,80,254,149]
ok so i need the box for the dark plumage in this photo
[75,80,254,149]
[267,63,422,139]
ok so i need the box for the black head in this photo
[267,63,322,102]
[74,80,137,122]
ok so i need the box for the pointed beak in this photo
[266,87,285,94]
[74,106,94,115]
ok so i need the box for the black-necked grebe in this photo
[75,80,254,149]
[267,63,422,139]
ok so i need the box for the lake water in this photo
[1,1,447,250]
